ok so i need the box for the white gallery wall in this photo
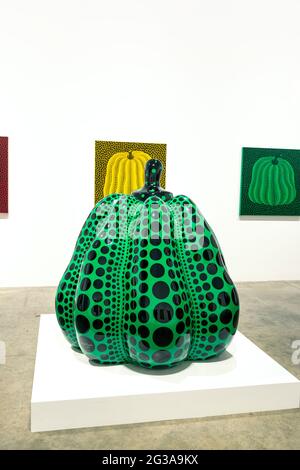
[0,0,300,287]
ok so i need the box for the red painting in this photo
[0,137,8,213]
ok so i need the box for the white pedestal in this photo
[31,314,300,432]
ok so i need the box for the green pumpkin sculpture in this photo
[248,156,296,206]
[56,159,239,368]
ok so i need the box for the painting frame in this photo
[0,136,8,214]
[95,140,167,204]
[239,147,300,216]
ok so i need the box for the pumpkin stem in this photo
[272,156,279,165]
[127,151,134,160]
[132,159,173,201]
[145,159,162,190]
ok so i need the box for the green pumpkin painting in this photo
[248,156,296,206]
[240,147,300,216]
[56,159,239,369]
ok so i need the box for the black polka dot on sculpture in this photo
[152,350,171,363]
[218,292,231,306]
[139,340,150,351]
[150,248,162,260]
[76,294,90,312]
[79,336,95,353]
[91,305,102,316]
[232,288,239,305]
[212,277,224,290]
[92,292,102,302]
[138,310,149,323]
[138,325,150,338]
[154,302,174,322]
[75,315,90,334]
[84,263,93,275]
[153,327,173,347]
[176,321,185,334]
[152,281,170,299]
[139,296,150,308]
[203,249,214,261]
[219,328,231,340]
[233,311,239,328]
[80,278,91,291]
[88,250,96,261]
[220,309,233,324]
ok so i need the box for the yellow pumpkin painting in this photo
[103,150,151,196]
[95,141,167,204]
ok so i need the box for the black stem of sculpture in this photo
[132,159,173,201]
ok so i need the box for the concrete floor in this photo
[0,281,299,449]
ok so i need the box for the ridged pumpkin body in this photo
[103,151,150,196]
[56,161,239,368]
[248,156,296,206]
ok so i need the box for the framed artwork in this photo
[240,147,300,216]
[95,140,167,204]
[0,137,8,214]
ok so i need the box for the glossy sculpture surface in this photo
[56,159,239,368]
